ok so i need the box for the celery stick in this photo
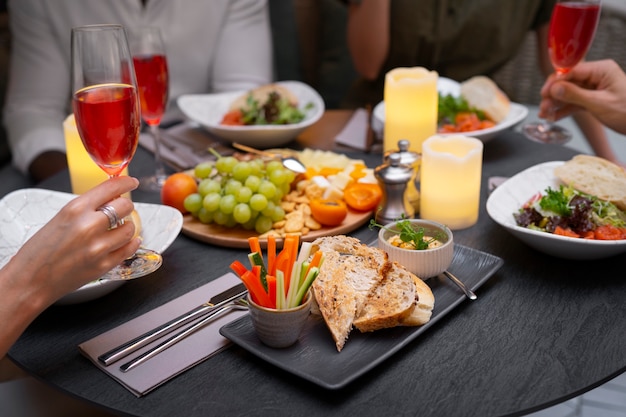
[276,271,285,310]
[295,266,319,306]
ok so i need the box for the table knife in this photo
[98,282,247,366]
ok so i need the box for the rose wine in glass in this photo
[522,0,601,145]
[71,24,162,281]
[130,27,170,191]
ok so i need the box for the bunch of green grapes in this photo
[183,156,296,234]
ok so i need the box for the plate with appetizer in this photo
[220,235,503,389]
[372,76,528,143]
[177,80,325,148]
[486,155,626,260]
[162,149,383,248]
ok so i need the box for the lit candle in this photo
[63,114,129,194]
[383,67,438,153]
[419,135,483,230]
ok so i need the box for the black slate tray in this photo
[220,244,503,389]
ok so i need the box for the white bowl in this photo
[0,188,183,304]
[371,77,528,143]
[377,219,454,279]
[177,80,325,148]
[486,161,626,260]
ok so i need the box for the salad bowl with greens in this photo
[487,161,626,260]
[177,80,324,148]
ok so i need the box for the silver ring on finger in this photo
[97,204,120,229]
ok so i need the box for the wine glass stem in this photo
[149,124,167,186]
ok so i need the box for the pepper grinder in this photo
[374,152,415,224]
[384,139,421,214]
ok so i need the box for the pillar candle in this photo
[383,67,438,154]
[419,135,483,230]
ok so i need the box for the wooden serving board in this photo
[181,208,373,249]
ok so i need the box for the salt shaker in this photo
[374,153,415,224]
[384,139,421,213]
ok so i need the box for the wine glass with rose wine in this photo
[129,27,170,191]
[522,0,601,145]
[71,24,162,280]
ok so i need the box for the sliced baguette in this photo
[353,262,417,332]
[554,155,626,210]
[399,273,435,326]
[460,75,511,123]
[229,84,298,112]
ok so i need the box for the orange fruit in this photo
[161,172,198,213]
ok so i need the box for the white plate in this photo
[0,189,183,305]
[177,80,325,148]
[486,161,626,260]
[371,77,528,143]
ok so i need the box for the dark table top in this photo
[7,123,626,417]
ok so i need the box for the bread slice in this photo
[399,273,435,326]
[353,262,417,332]
[229,84,298,112]
[311,236,389,351]
[554,155,626,210]
[460,75,511,123]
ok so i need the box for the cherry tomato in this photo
[161,172,198,213]
[343,182,382,212]
[309,198,348,226]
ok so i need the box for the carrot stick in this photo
[266,275,277,309]
[248,236,262,262]
[267,235,276,276]
[304,250,323,278]
[230,260,249,278]
[240,268,271,308]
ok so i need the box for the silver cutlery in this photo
[119,297,249,372]
[98,283,248,366]
[443,270,477,300]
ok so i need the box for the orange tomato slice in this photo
[309,198,348,226]
[343,182,382,212]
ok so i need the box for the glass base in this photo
[138,174,166,192]
[99,248,163,281]
[522,122,572,145]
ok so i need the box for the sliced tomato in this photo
[594,225,625,240]
[220,109,244,126]
[309,198,348,226]
[343,182,383,212]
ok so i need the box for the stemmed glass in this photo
[129,27,170,191]
[522,0,601,145]
[71,24,162,280]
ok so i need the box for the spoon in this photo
[443,270,477,300]
[232,143,306,173]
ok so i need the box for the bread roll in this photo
[460,76,511,123]
[554,155,626,210]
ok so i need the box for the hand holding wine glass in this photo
[523,0,601,145]
[71,24,162,280]
[129,27,170,191]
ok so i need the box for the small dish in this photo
[0,188,183,305]
[486,161,626,260]
[377,219,454,279]
[177,80,325,148]
[371,78,528,143]
[247,292,312,348]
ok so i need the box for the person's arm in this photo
[211,0,273,92]
[345,0,390,80]
[3,0,70,180]
[0,176,140,359]
[539,59,626,136]
[534,24,620,163]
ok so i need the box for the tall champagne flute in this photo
[129,27,170,191]
[522,0,601,145]
[71,24,162,280]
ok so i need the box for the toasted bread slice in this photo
[460,76,511,123]
[353,262,417,332]
[554,155,626,210]
[229,84,298,112]
[311,236,388,351]
[399,273,435,326]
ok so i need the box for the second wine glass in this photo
[129,27,170,191]
[522,0,601,145]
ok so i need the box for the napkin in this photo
[79,273,247,397]
[335,108,369,150]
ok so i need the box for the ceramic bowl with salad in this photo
[372,77,528,143]
[486,161,626,260]
[177,80,324,148]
